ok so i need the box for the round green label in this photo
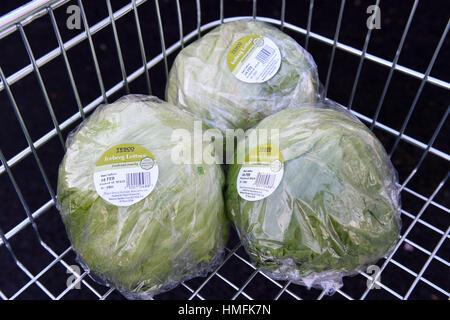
[226,35,281,83]
[237,144,284,201]
[93,143,158,207]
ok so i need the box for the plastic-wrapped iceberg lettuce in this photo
[225,100,401,293]
[57,95,229,299]
[166,20,319,133]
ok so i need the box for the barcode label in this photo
[255,45,275,64]
[229,36,280,83]
[126,172,151,188]
[254,172,276,188]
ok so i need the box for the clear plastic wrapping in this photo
[56,95,229,299]
[166,19,320,133]
[225,100,401,294]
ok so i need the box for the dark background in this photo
[0,0,448,300]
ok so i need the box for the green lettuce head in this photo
[166,20,319,133]
[225,101,401,292]
[57,95,229,299]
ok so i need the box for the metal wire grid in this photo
[0,0,448,300]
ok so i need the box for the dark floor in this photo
[0,0,448,300]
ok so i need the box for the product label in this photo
[226,35,281,83]
[93,143,158,207]
[237,144,284,201]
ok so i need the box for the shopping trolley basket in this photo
[0,0,448,300]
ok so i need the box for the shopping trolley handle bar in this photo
[0,0,69,38]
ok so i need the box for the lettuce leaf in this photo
[225,102,401,292]
[57,95,229,298]
[166,20,319,133]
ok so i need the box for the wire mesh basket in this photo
[0,0,448,300]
